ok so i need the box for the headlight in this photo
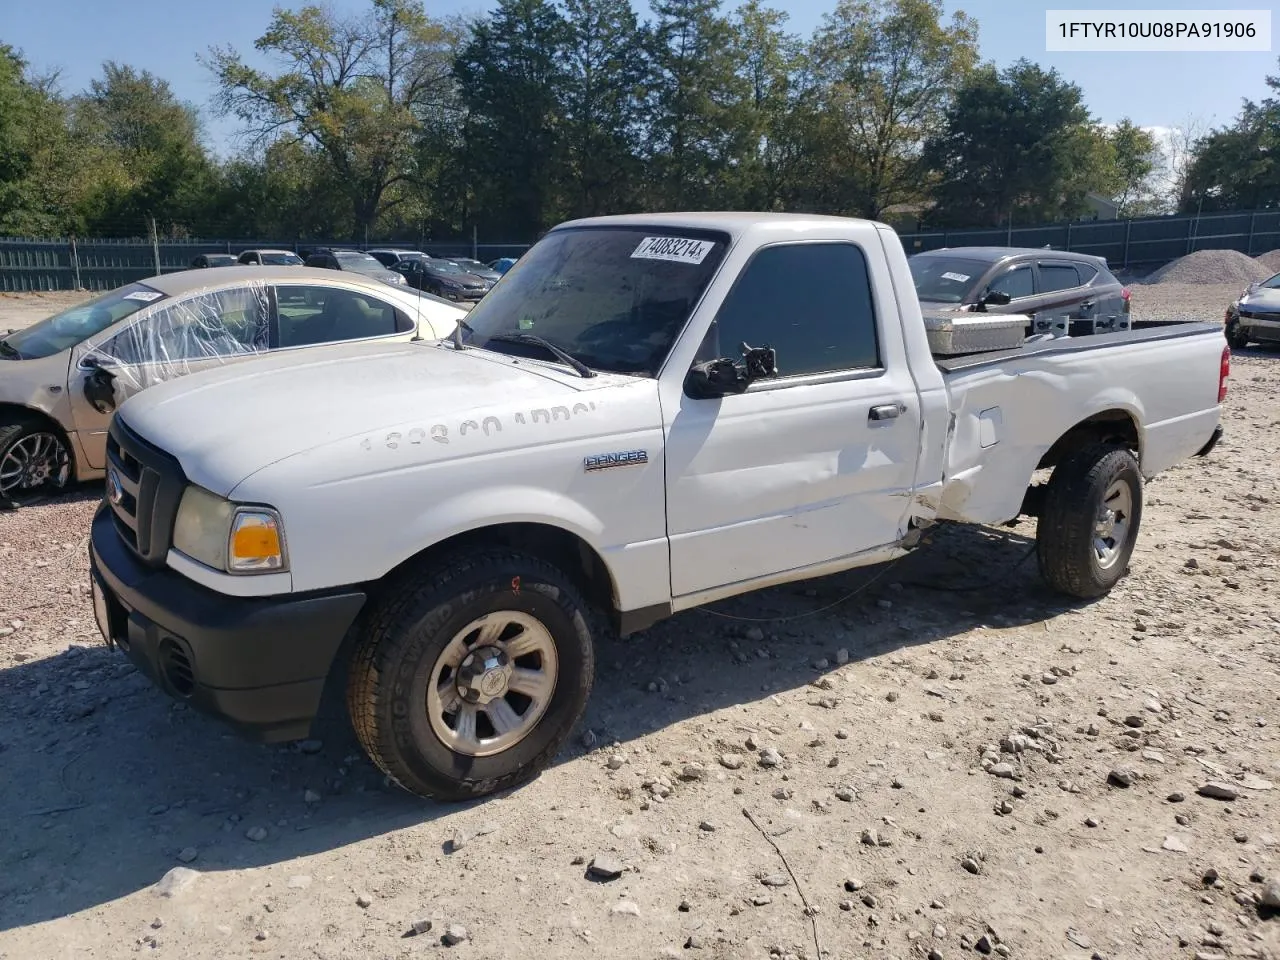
[172,485,288,574]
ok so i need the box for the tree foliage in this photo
[1,1,1276,242]
[1181,58,1280,212]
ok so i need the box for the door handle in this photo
[869,403,903,422]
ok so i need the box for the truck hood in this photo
[117,340,616,497]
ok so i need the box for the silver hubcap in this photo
[0,432,70,497]
[426,611,559,757]
[1093,479,1133,570]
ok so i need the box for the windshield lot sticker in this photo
[123,291,164,302]
[631,237,715,265]
[940,272,970,283]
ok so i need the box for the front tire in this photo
[1036,444,1143,599]
[0,421,72,509]
[1226,319,1251,350]
[347,549,597,801]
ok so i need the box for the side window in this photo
[699,243,880,378]
[1074,263,1098,284]
[1039,264,1081,293]
[988,265,1034,299]
[275,285,406,347]
[103,286,268,366]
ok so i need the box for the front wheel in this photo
[347,549,597,801]
[1226,319,1251,350]
[1036,444,1143,599]
[0,421,72,509]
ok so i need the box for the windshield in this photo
[0,283,167,360]
[455,259,489,272]
[261,252,303,265]
[457,226,729,375]
[334,251,386,273]
[908,256,990,304]
[430,261,468,275]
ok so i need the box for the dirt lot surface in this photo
[1,284,1278,960]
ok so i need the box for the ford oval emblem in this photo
[107,469,124,505]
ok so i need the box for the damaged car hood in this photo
[117,340,638,497]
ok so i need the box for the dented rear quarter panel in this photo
[937,328,1225,524]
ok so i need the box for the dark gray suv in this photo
[909,247,1130,336]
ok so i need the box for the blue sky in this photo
[5,0,1277,156]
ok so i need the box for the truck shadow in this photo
[0,520,1085,932]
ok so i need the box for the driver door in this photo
[663,241,921,598]
[68,286,270,469]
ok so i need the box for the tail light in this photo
[1218,344,1230,403]
[1121,288,1131,313]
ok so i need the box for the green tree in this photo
[807,0,978,219]
[1181,59,1280,212]
[923,59,1099,226]
[728,1,803,210]
[72,62,213,235]
[206,0,458,235]
[559,0,649,217]
[454,0,569,237]
[645,0,751,209]
[0,45,85,235]
[1103,118,1161,217]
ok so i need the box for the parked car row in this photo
[188,247,521,299]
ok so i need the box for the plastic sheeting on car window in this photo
[74,281,271,395]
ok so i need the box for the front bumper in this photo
[89,503,367,742]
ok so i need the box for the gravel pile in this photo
[1139,249,1272,286]
[1254,249,1280,275]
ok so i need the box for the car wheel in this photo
[1036,443,1143,599]
[0,420,72,509]
[346,548,598,801]
[1226,318,1251,350]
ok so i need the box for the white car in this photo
[0,266,465,505]
[89,213,1227,802]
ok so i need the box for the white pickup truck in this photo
[88,213,1228,801]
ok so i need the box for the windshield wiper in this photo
[485,332,596,378]
[0,339,19,359]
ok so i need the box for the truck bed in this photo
[931,319,1224,527]
[934,319,1221,372]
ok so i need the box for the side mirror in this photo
[981,290,1013,308]
[684,342,778,399]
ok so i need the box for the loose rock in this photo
[587,855,624,881]
[719,754,744,770]
[176,847,197,864]
[155,867,199,898]
[244,826,268,842]
[1198,782,1240,801]
[1108,768,1136,788]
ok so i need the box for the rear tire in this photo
[346,549,597,801]
[1036,444,1143,599]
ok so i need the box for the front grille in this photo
[1239,308,1280,321]
[105,417,187,567]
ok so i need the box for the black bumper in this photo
[89,503,367,742]
[1196,424,1224,457]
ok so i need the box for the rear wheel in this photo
[346,549,597,801]
[1036,444,1143,599]
[0,421,72,509]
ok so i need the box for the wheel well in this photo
[379,522,619,618]
[1036,410,1140,471]
[0,403,78,465]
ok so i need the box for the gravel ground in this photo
[1,291,1278,960]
